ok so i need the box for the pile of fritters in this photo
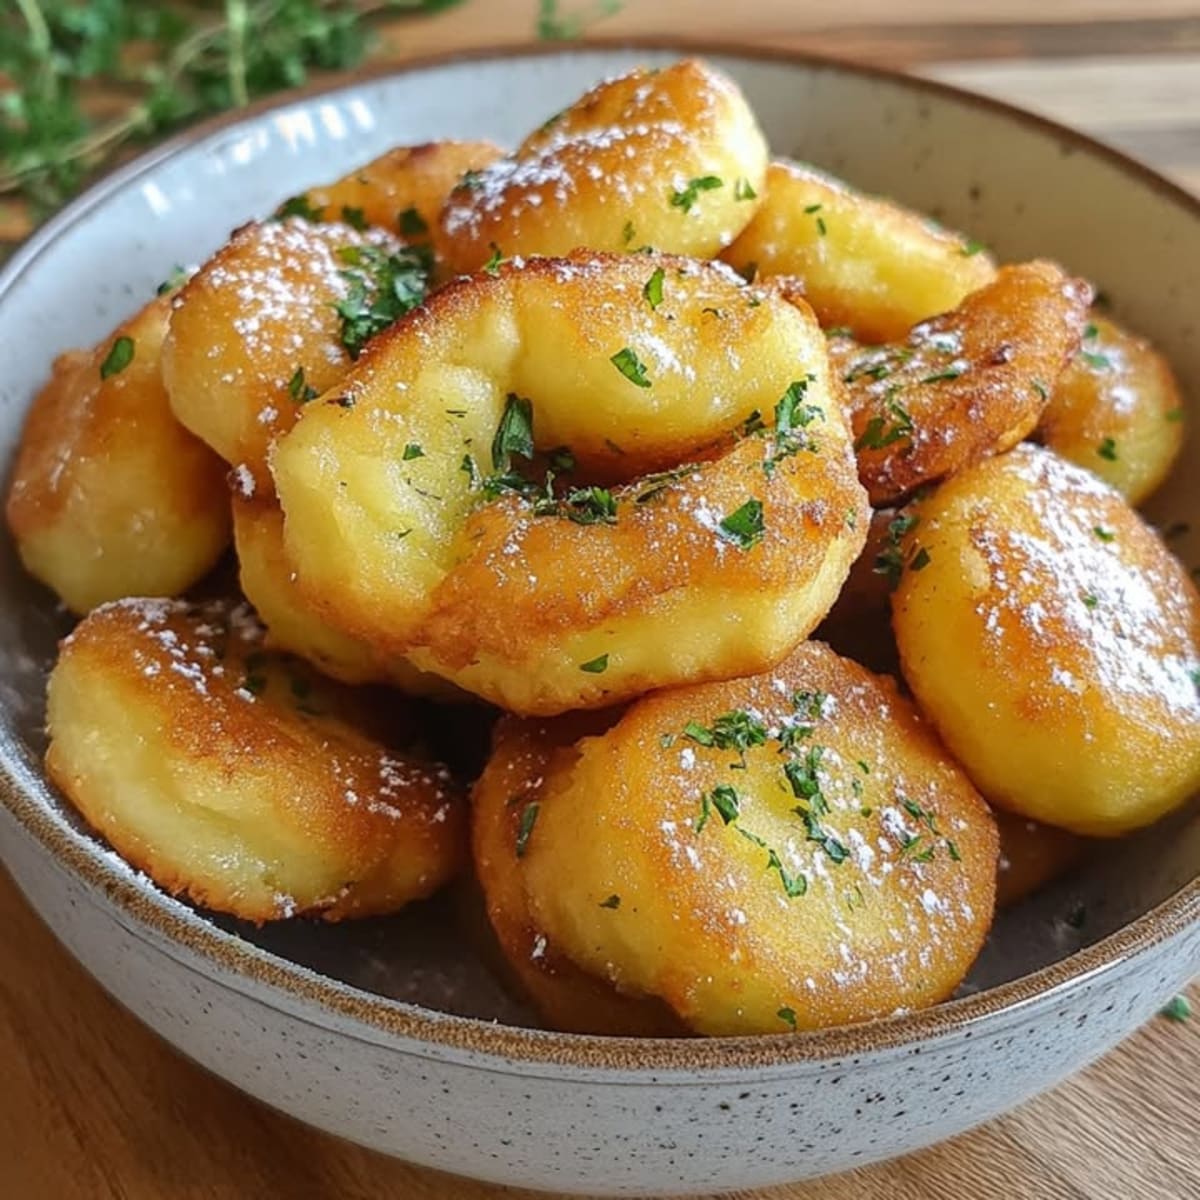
[8,60,1197,1037]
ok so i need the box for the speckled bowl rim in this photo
[1,38,1197,1074]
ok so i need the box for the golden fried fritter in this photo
[721,160,996,342]
[163,217,421,494]
[517,641,997,1035]
[892,443,1200,836]
[438,60,767,274]
[830,261,1091,505]
[232,496,459,698]
[282,140,504,272]
[5,293,229,614]
[1039,313,1185,505]
[272,251,867,713]
[472,712,685,1036]
[46,598,465,921]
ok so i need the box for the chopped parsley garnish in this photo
[457,169,485,191]
[920,366,964,384]
[599,894,622,910]
[1092,526,1115,542]
[909,547,932,571]
[947,839,962,862]
[288,367,318,403]
[580,654,609,674]
[155,266,188,295]
[635,465,695,504]
[340,204,367,231]
[491,393,535,471]
[482,242,504,275]
[1080,349,1112,371]
[783,746,826,810]
[1032,380,1049,401]
[561,486,618,526]
[611,346,652,388]
[334,243,430,359]
[99,335,134,380]
[777,1006,798,1029]
[643,267,665,310]
[792,690,828,721]
[855,399,914,452]
[1097,437,1119,462]
[762,377,823,476]
[669,174,723,212]
[1160,994,1192,1023]
[1084,322,1099,340]
[621,219,636,245]
[1082,592,1099,610]
[718,498,764,550]
[796,805,849,865]
[275,194,324,221]
[402,443,425,461]
[768,849,808,897]
[874,513,925,590]
[398,206,428,238]
[960,238,987,257]
[734,177,757,201]
[515,802,539,858]
[549,446,576,472]
[683,709,768,767]
[706,784,741,826]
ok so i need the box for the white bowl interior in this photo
[0,47,1196,1026]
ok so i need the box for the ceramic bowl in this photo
[1,43,1197,1197]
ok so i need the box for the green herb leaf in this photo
[1097,437,1119,462]
[99,335,134,380]
[1080,350,1112,371]
[482,242,504,275]
[718,498,764,550]
[490,393,535,471]
[643,267,665,310]
[708,784,741,825]
[515,802,540,858]
[402,443,425,461]
[734,177,757,201]
[334,243,430,359]
[610,346,652,388]
[340,204,367,231]
[1092,526,1115,543]
[777,1006,798,1029]
[288,366,318,403]
[1160,994,1192,1023]
[669,174,723,213]
[398,206,429,237]
[960,238,987,257]
[276,195,325,222]
[580,654,609,674]
[855,399,914,451]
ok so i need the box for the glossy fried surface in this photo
[721,160,996,343]
[438,60,767,274]
[272,251,867,713]
[830,261,1091,505]
[5,293,229,614]
[289,140,504,272]
[471,713,685,1036]
[45,598,465,921]
[232,496,458,698]
[1039,313,1185,505]
[518,641,997,1035]
[163,217,411,493]
[892,443,1200,836]
[994,810,1085,909]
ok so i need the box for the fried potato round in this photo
[829,261,1091,506]
[815,506,902,675]
[892,443,1200,836]
[1038,313,1185,505]
[232,496,459,698]
[516,640,996,1036]
[45,598,465,921]
[277,140,504,274]
[472,712,685,1036]
[5,293,230,614]
[721,160,996,343]
[994,810,1086,909]
[438,60,767,274]
[163,217,420,494]
[272,252,867,714]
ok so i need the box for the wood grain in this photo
[2,1,1198,1196]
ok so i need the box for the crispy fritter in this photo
[994,810,1086,909]
[892,443,1200,836]
[438,60,768,273]
[722,160,996,342]
[5,293,229,614]
[517,641,997,1035]
[46,598,466,921]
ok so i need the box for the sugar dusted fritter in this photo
[721,160,996,343]
[438,60,768,274]
[515,641,997,1036]
[232,496,459,698]
[1039,312,1185,505]
[892,443,1200,836]
[280,140,504,272]
[472,712,685,1036]
[830,261,1091,506]
[163,217,425,494]
[46,598,465,922]
[5,292,229,614]
[272,251,867,714]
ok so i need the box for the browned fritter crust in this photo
[830,261,1091,506]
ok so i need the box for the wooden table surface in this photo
[2,1,1198,1196]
